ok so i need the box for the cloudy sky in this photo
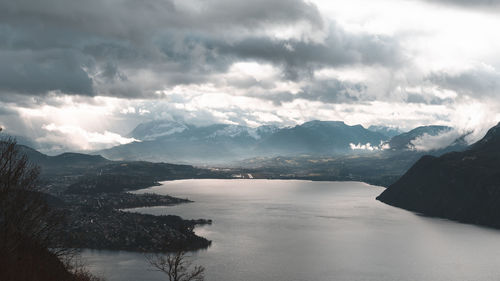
[1,0,500,153]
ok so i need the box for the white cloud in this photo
[40,123,138,152]
[350,141,388,151]
[120,107,136,114]
[410,129,461,151]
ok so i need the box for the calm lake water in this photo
[83,179,500,281]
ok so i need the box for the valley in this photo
[1,119,481,255]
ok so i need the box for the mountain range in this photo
[99,120,467,164]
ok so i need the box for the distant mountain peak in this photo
[128,119,190,141]
[302,120,346,128]
[367,125,402,138]
[208,124,254,139]
[207,124,280,140]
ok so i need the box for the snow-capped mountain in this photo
[128,120,191,141]
[99,120,391,164]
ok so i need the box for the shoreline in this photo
[50,178,388,254]
[51,190,213,253]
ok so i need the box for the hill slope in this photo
[386,125,451,150]
[16,145,110,176]
[377,122,500,228]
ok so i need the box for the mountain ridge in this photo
[99,119,469,164]
[3,120,471,165]
[99,120,391,163]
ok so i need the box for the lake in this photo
[83,179,500,281]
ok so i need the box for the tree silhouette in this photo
[146,251,205,281]
[0,136,102,280]
[0,136,50,253]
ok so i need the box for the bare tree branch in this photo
[146,251,205,281]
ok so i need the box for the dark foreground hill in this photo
[377,122,500,228]
[0,238,94,281]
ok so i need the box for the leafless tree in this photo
[0,133,104,280]
[0,136,50,252]
[146,251,205,281]
[0,133,67,251]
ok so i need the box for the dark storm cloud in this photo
[212,31,401,80]
[0,49,94,96]
[0,0,323,39]
[87,24,400,101]
[99,62,126,82]
[82,42,141,63]
[0,0,403,107]
[405,93,452,105]
[298,80,368,103]
[429,68,500,98]
[0,0,328,101]
[144,28,401,90]
[248,79,368,105]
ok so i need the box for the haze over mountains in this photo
[96,120,469,164]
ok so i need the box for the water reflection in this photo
[83,179,500,281]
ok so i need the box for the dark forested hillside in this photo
[377,122,500,228]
